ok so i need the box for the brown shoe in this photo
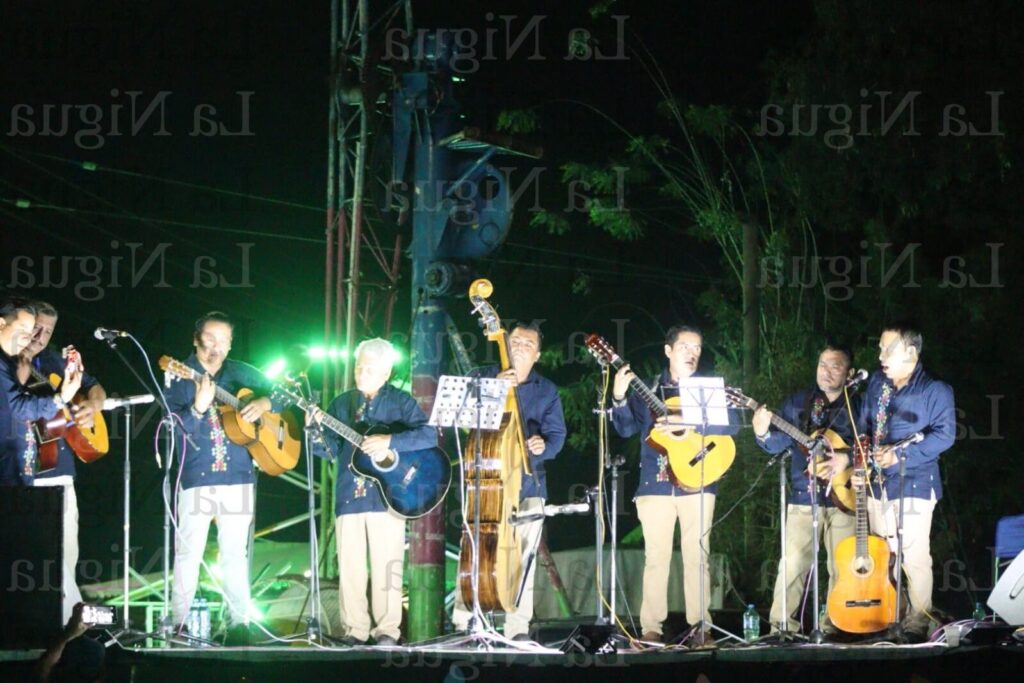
[640,631,663,644]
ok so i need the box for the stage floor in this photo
[5,636,1023,682]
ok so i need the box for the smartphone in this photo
[81,604,116,626]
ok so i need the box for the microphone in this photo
[845,369,869,389]
[101,394,155,411]
[94,327,129,341]
[510,502,591,525]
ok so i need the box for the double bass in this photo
[457,279,532,613]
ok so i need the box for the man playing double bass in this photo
[452,321,567,642]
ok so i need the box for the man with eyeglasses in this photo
[451,321,567,642]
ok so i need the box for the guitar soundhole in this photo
[852,556,875,576]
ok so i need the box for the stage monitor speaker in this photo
[0,486,64,648]
[560,624,619,654]
[989,548,1024,626]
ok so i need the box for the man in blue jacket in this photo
[21,302,107,624]
[611,325,738,646]
[165,311,280,644]
[858,324,955,639]
[752,344,857,634]
[1,298,82,488]
[451,321,567,642]
[310,338,438,646]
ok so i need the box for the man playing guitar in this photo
[752,343,858,634]
[856,324,955,640]
[611,325,738,646]
[19,302,108,624]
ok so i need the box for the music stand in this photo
[672,377,743,647]
[427,374,527,649]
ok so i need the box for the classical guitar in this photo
[30,346,109,472]
[826,435,898,633]
[159,356,302,476]
[724,388,855,513]
[584,333,736,492]
[273,383,450,519]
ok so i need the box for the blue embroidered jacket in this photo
[856,365,955,501]
[165,354,282,490]
[480,366,566,502]
[611,370,740,498]
[1,350,62,486]
[755,387,859,507]
[315,383,437,516]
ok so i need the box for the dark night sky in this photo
[1,0,1018,606]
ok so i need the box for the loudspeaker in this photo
[989,548,1024,626]
[560,624,619,654]
[0,486,64,648]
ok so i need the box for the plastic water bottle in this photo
[198,597,211,643]
[743,604,759,641]
[972,601,986,621]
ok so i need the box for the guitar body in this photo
[33,371,110,472]
[827,534,898,633]
[805,428,855,514]
[349,422,452,519]
[218,388,303,476]
[652,397,736,492]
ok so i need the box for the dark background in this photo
[1,0,1020,619]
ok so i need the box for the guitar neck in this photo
[767,412,815,449]
[212,385,242,411]
[288,396,364,450]
[608,357,668,417]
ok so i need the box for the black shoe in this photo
[374,634,399,647]
[338,634,368,647]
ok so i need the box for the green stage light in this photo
[308,346,327,360]
[263,358,288,380]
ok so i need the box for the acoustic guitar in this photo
[584,334,736,492]
[826,436,898,633]
[30,346,109,472]
[724,388,855,513]
[273,383,450,519]
[159,356,302,476]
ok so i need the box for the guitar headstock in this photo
[271,380,305,408]
[724,387,758,411]
[583,334,622,369]
[158,356,197,383]
[468,279,504,341]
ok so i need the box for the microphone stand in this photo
[97,333,193,646]
[886,441,912,643]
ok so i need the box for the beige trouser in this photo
[172,484,254,626]
[636,493,716,634]
[33,476,81,624]
[452,497,545,638]
[769,504,855,631]
[336,511,407,641]
[867,491,937,618]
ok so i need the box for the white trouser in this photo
[336,511,407,642]
[33,476,80,624]
[171,484,254,626]
[452,497,545,638]
[867,490,937,618]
